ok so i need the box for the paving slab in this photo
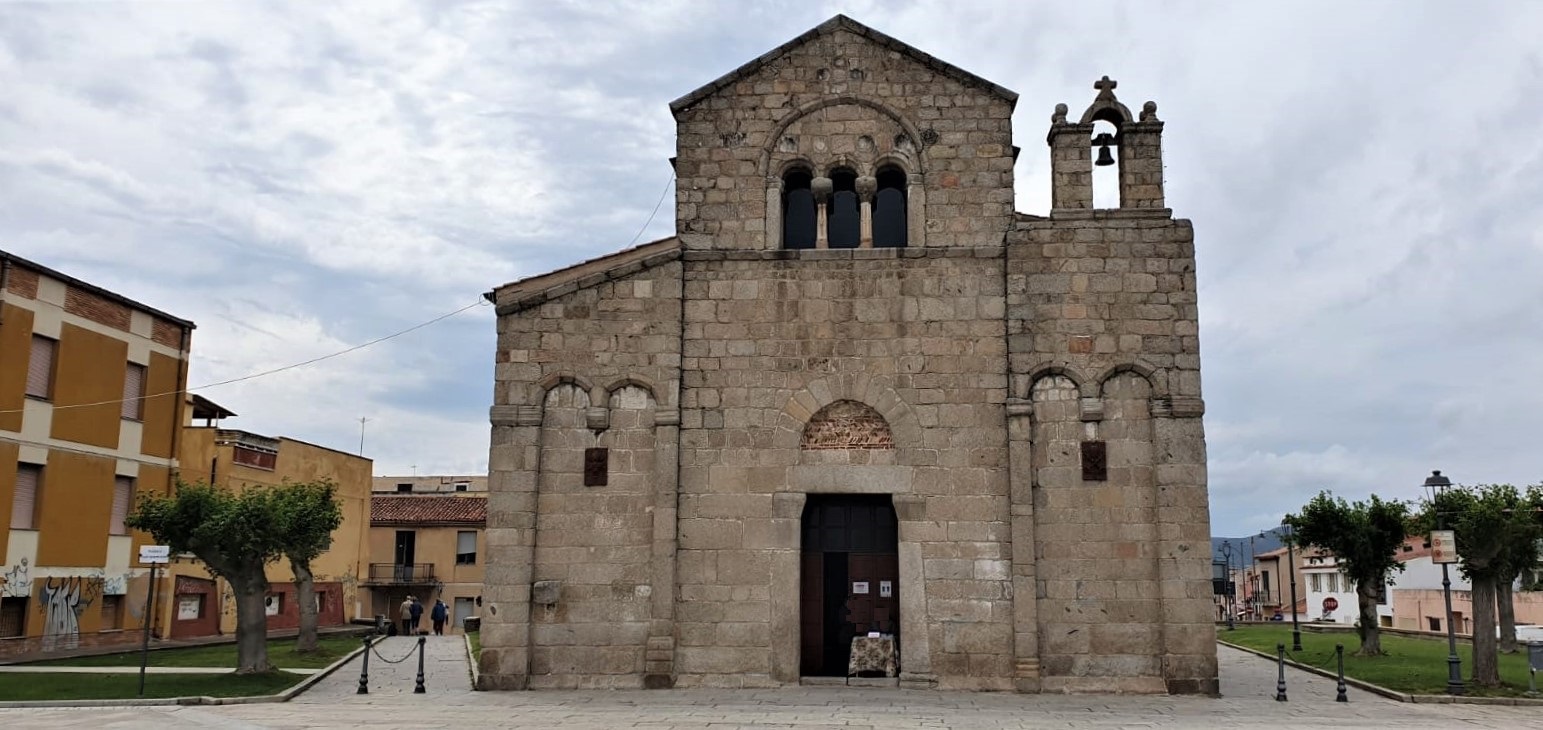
[1,645,1537,728]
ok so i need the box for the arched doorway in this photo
[799,494,899,677]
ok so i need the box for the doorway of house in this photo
[394,530,417,581]
[799,494,899,677]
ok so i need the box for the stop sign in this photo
[1323,597,1339,611]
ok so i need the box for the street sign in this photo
[138,545,171,564]
[1430,530,1459,564]
[1323,597,1339,612]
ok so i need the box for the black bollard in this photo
[414,635,427,693]
[1275,643,1288,702]
[357,635,372,694]
[1335,643,1348,702]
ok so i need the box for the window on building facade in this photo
[110,476,135,535]
[0,597,26,638]
[100,595,123,630]
[827,168,860,248]
[396,483,412,493]
[873,165,908,248]
[1327,574,1338,593]
[782,169,816,249]
[10,463,41,530]
[232,445,277,470]
[121,362,146,420]
[1309,573,1321,592]
[27,335,56,399]
[454,482,469,492]
[456,530,477,565]
[1428,616,1441,631]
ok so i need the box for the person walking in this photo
[398,595,414,635]
[431,599,449,635]
[409,595,424,634]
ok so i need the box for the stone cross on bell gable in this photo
[1093,76,1118,99]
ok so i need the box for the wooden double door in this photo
[798,495,900,677]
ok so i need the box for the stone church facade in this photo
[480,16,1217,694]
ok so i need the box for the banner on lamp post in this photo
[1430,530,1459,564]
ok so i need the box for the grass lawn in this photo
[0,671,302,701]
[29,634,363,670]
[1220,624,1536,696]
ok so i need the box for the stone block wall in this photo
[1005,211,1216,694]
[482,259,683,690]
[671,25,1016,251]
[675,248,1013,689]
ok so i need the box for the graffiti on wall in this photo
[38,576,104,652]
[1,558,32,598]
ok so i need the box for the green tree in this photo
[1418,484,1543,686]
[126,480,285,673]
[270,479,343,654]
[1283,492,1409,656]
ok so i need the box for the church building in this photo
[480,16,1217,694]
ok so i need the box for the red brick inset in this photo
[65,287,132,331]
[152,318,186,349]
[5,265,39,299]
[801,400,894,450]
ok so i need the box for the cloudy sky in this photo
[2,1,1539,535]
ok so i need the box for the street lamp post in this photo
[1221,542,1235,630]
[1423,470,1465,696]
[1284,522,1302,651]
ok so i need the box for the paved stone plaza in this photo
[1,642,1537,728]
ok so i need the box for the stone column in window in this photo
[811,175,832,249]
[856,175,877,249]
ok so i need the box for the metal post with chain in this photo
[414,635,427,693]
[1275,643,1288,701]
[1335,644,1348,702]
[357,635,373,694]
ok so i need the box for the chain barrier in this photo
[370,638,422,665]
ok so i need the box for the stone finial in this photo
[1093,75,1118,99]
[1052,103,1068,124]
[811,176,833,200]
[1140,101,1159,122]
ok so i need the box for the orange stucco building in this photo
[367,493,485,632]
[0,251,193,659]
[164,402,373,639]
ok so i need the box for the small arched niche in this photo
[782,167,817,250]
[873,165,908,248]
[827,168,860,249]
[802,400,894,450]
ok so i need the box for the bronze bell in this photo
[1093,132,1117,167]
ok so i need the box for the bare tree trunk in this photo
[1470,577,1500,687]
[1354,579,1383,656]
[231,573,273,674]
[1497,579,1518,653]
[292,559,318,654]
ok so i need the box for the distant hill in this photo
[1211,529,1287,562]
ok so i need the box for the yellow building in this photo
[0,251,193,659]
[367,493,485,632]
[165,400,372,638]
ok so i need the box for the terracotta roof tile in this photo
[371,496,486,526]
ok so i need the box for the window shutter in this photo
[457,531,476,554]
[122,364,146,419]
[27,336,55,398]
[11,465,40,530]
[111,476,134,535]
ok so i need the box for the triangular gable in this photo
[669,14,1017,116]
[486,237,681,313]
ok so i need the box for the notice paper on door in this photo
[852,581,870,594]
[879,580,893,597]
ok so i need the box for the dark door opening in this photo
[394,530,417,580]
[799,494,899,677]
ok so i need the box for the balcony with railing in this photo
[366,563,437,584]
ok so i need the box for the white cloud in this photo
[2,1,1540,534]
